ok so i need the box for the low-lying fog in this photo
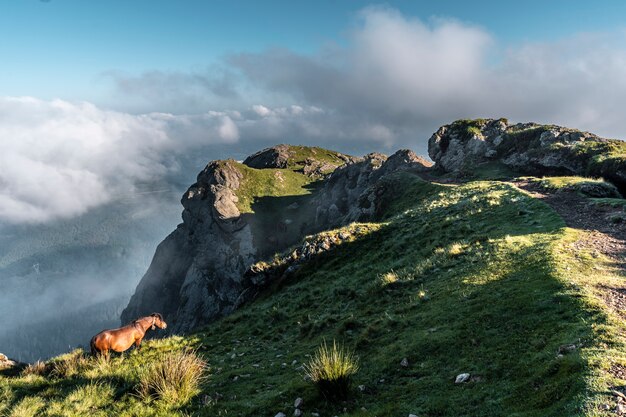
[0,146,247,362]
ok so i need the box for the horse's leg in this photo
[135,337,143,352]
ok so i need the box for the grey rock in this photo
[244,145,292,169]
[400,357,409,367]
[558,344,577,354]
[293,409,302,417]
[275,413,287,417]
[455,373,470,384]
[294,397,304,408]
[0,353,18,370]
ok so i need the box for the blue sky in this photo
[2,0,626,224]
[2,0,626,102]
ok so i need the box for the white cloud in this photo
[229,7,626,143]
[0,97,239,224]
[252,104,272,117]
[218,116,239,141]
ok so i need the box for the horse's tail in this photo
[90,336,97,356]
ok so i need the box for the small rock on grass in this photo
[400,357,409,367]
[409,414,418,417]
[294,409,302,417]
[455,373,470,384]
[275,413,286,417]
[294,397,304,408]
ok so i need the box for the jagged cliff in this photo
[428,118,626,193]
[122,145,431,332]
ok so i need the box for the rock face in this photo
[428,118,626,193]
[314,149,432,228]
[122,146,432,333]
[122,160,256,332]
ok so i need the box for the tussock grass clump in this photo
[304,340,359,401]
[379,270,399,286]
[50,349,88,379]
[136,350,207,405]
[20,361,47,377]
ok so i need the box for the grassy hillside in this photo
[2,172,625,416]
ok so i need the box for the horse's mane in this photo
[151,312,163,321]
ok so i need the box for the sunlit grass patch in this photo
[529,176,621,198]
[5,396,45,417]
[59,382,114,416]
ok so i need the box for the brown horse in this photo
[90,313,167,356]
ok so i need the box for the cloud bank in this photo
[228,7,626,141]
[0,97,239,223]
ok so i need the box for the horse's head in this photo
[150,313,167,330]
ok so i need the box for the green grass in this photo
[277,145,349,173]
[460,162,521,181]
[218,158,325,257]
[590,198,626,208]
[1,172,625,416]
[526,176,621,198]
[215,160,316,215]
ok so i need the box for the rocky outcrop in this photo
[243,144,356,177]
[314,149,432,227]
[244,144,292,169]
[122,146,431,333]
[0,353,19,370]
[244,223,381,290]
[428,118,626,193]
[122,160,257,333]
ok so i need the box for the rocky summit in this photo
[122,145,431,333]
[428,118,626,193]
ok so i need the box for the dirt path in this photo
[513,180,626,407]
[514,179,626,297]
